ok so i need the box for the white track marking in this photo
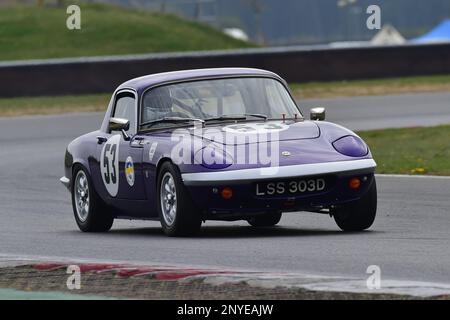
[203,275,450,298]
[1,253,450,298]
[376,174,450,180]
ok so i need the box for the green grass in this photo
[0,94,110,116]
[0,2,253,61]
[358,125,450,176]
[291,74,450,99]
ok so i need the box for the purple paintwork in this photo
[120,68,284,93]
[62,68,376,221]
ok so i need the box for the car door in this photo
[96,90,147,203]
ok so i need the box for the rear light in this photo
[349,177,361,189]
[221,187,233,200]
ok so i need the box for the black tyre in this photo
[333,178,377,231]
[247,212,282,227]
[157,162,202,237]
[71,166,114,232]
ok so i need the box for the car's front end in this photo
[175,119,376,220]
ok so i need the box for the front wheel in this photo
[72,166,114,232]
[157,162,202,237]
[247,212,282,227]
[333,178,377,231]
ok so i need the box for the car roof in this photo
[117,68,285,94]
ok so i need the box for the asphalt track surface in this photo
[0,92,449,284]
[299,92,450,130]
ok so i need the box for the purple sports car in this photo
[61,68,377,236]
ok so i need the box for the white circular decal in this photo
[100,135,120,197]
[222,122,289,134]
[125,156,135,187]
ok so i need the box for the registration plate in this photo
[255,178,326,197]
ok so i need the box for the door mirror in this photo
[310,107,326,121]
[109,117,130,131]
[108,117,131,140]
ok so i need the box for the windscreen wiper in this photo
[244,113,268,120]
[204,115,247,122]
[204,114,268,123]
[141,117,205,128]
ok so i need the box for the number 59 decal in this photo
[100,135,120,197]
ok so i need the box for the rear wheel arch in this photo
[72,162,85,175]
[72,160,93,177]
[71,165,114,232]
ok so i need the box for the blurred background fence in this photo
[1,42,450,97]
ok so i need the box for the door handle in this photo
[130,137,145,148]
[97,136,108,144]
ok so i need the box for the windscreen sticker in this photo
[100,135,120,197]
[125,156,135,187]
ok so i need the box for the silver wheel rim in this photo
[160,172,177,227]
[74,170,90,222]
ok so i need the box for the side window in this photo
[112,92,136,135]
[142,86,176,124]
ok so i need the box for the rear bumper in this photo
[60,176,71,191]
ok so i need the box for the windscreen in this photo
[141,77,300,124]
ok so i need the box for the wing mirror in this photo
[108,117,131,140]
[310,107,326,121]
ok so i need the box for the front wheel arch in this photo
[156,161,202,237]
[155,157,176,187]
[333,177,377,232]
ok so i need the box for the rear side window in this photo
[112,92,136,135]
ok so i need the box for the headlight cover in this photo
[194,146,233,169]
[332,135,368,157]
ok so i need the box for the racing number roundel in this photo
[223,122,289,134]
[100,135,120,197]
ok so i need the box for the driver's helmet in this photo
[143,86,173,122]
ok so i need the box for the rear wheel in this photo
[333,178,377,231]
[72,166,114,232]
[157,162,202,237]
[247,212,282,227]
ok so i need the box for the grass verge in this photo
[291,74,450,99]
[0,2,253,61]
[358,125,450,176]
[0,94,109,117]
